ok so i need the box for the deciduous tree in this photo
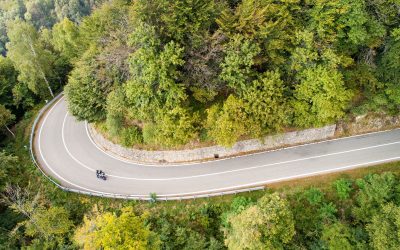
[224,193,295,249]
[353,172,398,222]
[6,20,55,98]
[0,56,17,107]
[321,222,353,250]
[126,28,186,121]
[367,203,400,250]
[51,18,79,61]
[292,65,352,127]
[206,95,247,147]
[0,104,15,137]
[242,71,289,137]
[74,207,160,250]
[65,46,111,122]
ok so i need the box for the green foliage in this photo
[366,203,400,250]
[0,56,17,107]
[2,186,74,245]
[54,0,104,23]
[321,222,354,250]
[78,0,132,53]
[0,151,18,189]
[24,0,57,30]
[120,127,143,148]
[293,65,353,127]
[221,196,254,228]
[152,107,199,147]
[217,0,299,66]
[307,0,385,49]
[105,87,125,137]
[228,196,254,214]
[74,207,160,250]
[220,35,260,92]
[0,104,15,136]
[25,206,73,240]
[334,178,353,200]
[206,95,247,147]
[6,20,56,98]
[148,203,225,250]
[0,0,25,55]
[51,18,79,60]
[242,71,289,137]
[353,172,398,222]
[125,37,186,121]
[65,46,113,122]
[142,123,158,145]
[134,0,221,46]
[304,187,324,206]
[224,193,295,249]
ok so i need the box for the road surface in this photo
[33,96,400,199]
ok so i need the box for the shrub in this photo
[120,126,143,147]
[106,114,123,137]
[142,123,157,145]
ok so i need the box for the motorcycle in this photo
[96,170,107,181]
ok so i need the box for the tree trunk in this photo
[41,72,54,98]
[5,125,15,138]
[26,35,54,98]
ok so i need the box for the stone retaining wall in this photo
[88,124,337,164]
[337,113,400,136]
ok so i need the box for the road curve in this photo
[33,96,400,199]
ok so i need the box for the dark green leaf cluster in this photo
[2,107,400,249]
[58,0,400,148]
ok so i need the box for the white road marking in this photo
[36,96,400,197]
[63,111,400,181]
[38,97,101,193]
[151,156,400,197]
[84,115,400,167]
[62,114,95,172]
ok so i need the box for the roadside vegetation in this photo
[61,0,400,149]
[2,107,400,248]
[1,0,399,150]
[1,0,400,249]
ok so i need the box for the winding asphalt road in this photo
[33,96,400,199]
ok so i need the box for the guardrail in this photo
[29,94,266,201]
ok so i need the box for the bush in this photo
[142,123,157,145]
[106,114,123,137]
[120,126,143,147]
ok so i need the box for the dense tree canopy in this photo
[74,207,160,250]
[224,193,295,249]
[6,20,55,97]
[54,0,400,149]
[0,1,400,249]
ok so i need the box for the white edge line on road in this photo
[38,97,101,194]
[63,111,400,181]
[159,156,400,197]
[84,113,400,167]
[37,96,400,198]
[62,114,95,172]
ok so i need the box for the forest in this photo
[0,0,400,249]
[59,0,400,148]
[1,0,399,149]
